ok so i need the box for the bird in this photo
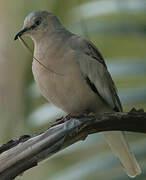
[14,10,141,177]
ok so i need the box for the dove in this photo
[14,11,141,177]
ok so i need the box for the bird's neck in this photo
[33,28,72,70]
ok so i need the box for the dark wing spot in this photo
[85,77,108,105]
[86,76,121,111]
[113,106,120,112]
[85,76,98,94]
[87,43,107,68]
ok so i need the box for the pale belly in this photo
[32,61,108,115]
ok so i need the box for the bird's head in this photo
[14,10,60,41]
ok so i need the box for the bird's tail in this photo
[102,131,141,177]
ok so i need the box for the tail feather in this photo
[102,131,141,177]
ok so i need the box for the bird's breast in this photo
[32,58,101,114]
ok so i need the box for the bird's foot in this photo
[51,111,96,128]
[50,114,73,127]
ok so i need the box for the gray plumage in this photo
[14,11,141,177]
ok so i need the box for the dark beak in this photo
[14,28,28,40]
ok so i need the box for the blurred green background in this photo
[0,0,146,179]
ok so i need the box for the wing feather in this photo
[70,35,122,112]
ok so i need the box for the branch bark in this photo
[0,109,146,180]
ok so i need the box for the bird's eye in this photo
[30,18,42,30]
[35,19,41,26]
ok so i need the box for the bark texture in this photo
[0,109,145,180]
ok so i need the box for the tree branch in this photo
[0,109,146,180]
